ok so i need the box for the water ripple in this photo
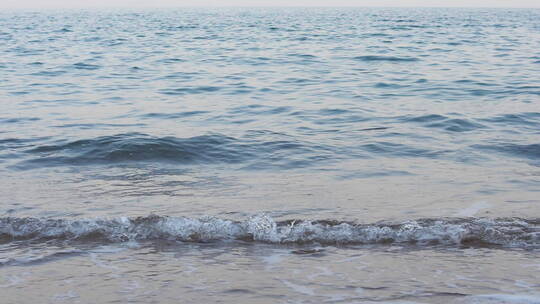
[353,55,420,62]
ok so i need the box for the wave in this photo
[141,111,209,119]
[474,143,540,160]
[72,62,100,71]
[481,112,540,127]
[159,86,222,95]
[17,133,336,169]
[21,133,244,166]
[402,114,486,132]
[425,118,486,132]
[353,55,420,62]
[1,215,538,248]
[0,117,40,124]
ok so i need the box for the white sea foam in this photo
[0,215,538,247]
[456,201,491,217]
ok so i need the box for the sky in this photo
[1,0,539,8]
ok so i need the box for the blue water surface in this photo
[0,7,539,221]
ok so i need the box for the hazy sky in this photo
[2,0,539,8]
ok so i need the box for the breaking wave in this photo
[1,215,538,248]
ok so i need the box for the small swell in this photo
[141,111,209,119]
[30,70,66,77]
[404,114,448,123]
[21,133,247,167]
[287,53,317,59]
[17,133,337,169]
[360,142,444,158]
[404,115,485,132]
[482,112,540,127]
[159,86,222,95]
[353,55,420,62]
[72,62,100,71]
[11,133,452,169]
[0,215,538,248]
[0,117,40,124]
[473,143,540,160]
[156,58,186,64]
[425,119,485,132]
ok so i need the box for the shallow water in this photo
[0,7,539,303]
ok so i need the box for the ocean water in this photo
[0,7,539,303]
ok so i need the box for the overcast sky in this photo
[2,0,539,8]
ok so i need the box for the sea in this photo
[0,7,539,304]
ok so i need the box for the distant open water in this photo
[0,7,539,304]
